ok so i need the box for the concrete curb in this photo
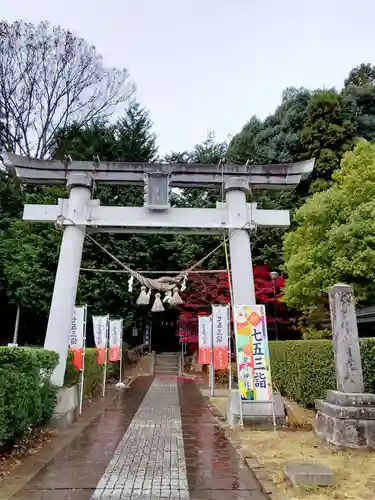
[124,376,136,388]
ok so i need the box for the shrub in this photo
[361,338,375,394]
[0,347,58,446]
[64,346,128,397]
[269,340,336,406]
[270,339,375,406]
[302,328,332,340]
[210,339,375,407]
[215,363,237,385]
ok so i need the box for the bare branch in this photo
[0,21,135,158]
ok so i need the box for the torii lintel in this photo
[2,153,315,190]
[23,200,290,234]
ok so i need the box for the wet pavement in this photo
[5,376,269,500]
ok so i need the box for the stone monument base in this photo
[315,390,375,449]
[50,385,79,429]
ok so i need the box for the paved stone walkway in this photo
[91,379,189,499]
[6,376,269,500]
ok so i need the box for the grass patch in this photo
[236,428,375,499]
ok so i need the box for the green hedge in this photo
[213,339,375,407]
[269,339,375,406]
[0,347,58,446]
[64,347,128,397]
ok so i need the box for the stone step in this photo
[155,367,178,371]
[154,370,178,375]
[154,353,180,376]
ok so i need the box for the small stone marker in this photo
[329,284,364,393]
[284,463,334,487]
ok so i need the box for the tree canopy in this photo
[0,20,133,158]
[283,140,375,312]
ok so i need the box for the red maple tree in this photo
[178,265,290,345]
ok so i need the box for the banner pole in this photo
[119,318,123,384]
[102,315,109,397]
[227,304,232,392]
[79,304,87,416]
[180,339,184,376]
[209,311,214,397]
[233,306,244,428]
[271,391,277,432]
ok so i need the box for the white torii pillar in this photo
[225,177,256,305]
[45,173,92,386]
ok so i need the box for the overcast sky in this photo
[1,0,374,154]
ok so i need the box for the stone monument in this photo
[315,284,375,449]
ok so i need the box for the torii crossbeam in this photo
[3,153,314,386]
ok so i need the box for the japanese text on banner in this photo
[212,305,229,370]
[92,315,108,365]
[69,306,85,371]
[234,305,272,402]
[198,315,211,365]
[109,319,122,362]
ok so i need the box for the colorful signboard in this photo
[234,305,272,401]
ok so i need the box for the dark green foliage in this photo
[344,63,375,88]
[0,347,58,445]
[300,89,355,189]
[52,101,158,164]
[228,87,312,165]
[269,339,375,407]
[269,340,336,406]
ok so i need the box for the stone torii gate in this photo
[3,154,314,386]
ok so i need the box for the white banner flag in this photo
[198,315,212,365]
[70,306,85,349]
[109,319,122,348]
[109,319,122,362]
[92,316,108,349]
[212,305,229,348]
[212,305,229,370]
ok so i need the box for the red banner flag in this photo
[214,347,228,370]
[109,346,121,362]
[96,347,106,365]
[72,347,83,371]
